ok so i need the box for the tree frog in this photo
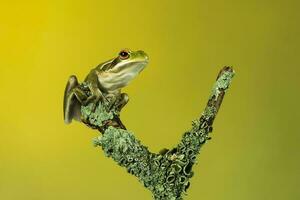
[63,49,149,124]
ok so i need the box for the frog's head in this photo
[99,49,149,91]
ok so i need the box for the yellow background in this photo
[0,1,299,199]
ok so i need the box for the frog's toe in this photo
[83,95,100,106]
[115,93,129,111]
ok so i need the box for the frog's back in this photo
[84,59,113,83]
[95,59,114,71]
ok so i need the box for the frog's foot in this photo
[72,87,88,104]
[114,93,129,112]
[82,90,104,111]
[104,93,118,110]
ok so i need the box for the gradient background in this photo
[0,1,299,200]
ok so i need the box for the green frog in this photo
[63,49,149,124]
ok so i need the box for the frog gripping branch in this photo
[64,49,235,200]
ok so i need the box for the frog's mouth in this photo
[110,60,148,74]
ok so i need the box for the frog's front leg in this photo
[82,85,105,111]
[114,93,129,112]
[102,93,129,112]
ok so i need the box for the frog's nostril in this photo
[144,54,149,61]
[138,50,149,60]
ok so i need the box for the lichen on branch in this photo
[80,66,235,200]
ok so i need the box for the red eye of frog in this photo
[119,49,130,60]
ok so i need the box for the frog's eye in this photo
[119,50,130,60]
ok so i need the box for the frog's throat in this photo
[99,62,146,91]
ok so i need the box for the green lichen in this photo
[89,101,213,200]
[202,106,217,120]
[81,102,114,126]
[79,67,235,200]
[211,69,235,100]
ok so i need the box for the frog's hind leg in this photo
[64,75,87,124]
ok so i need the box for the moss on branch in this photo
[80,66,235,200]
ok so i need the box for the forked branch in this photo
[80,66,235,200]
